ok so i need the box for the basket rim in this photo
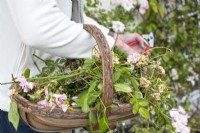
[12,94,133,119]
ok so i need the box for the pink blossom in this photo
[61,104,69,112]
[17,76,34,93]
[142,67,148,72]
[64,68,72,74]
[37,100,49,107]
[27,82,34,90]
[23,86,29,93]
[71,102,77,106]
[53,94,70,112]
[138,0,149,14]
[72,96,78,99]
[53,94,67,107]
[172,121,190,133]
[18,76,27,86]
[127,53,141,64]
[178,106,186,115]
[169,107,190,133]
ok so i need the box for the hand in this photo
[118,33,146,53]
[112,33,147,54]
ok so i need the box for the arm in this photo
[82,15,146,54]
[83,15,146,54]
[83,14,115,48]
[6,0,114,59]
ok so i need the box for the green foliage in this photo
[114,83,132,92]
[23,68,30,78]
[85,0,200,131]
[89,111,97,124]
[10,46,174,132]
[8,101,20,131]
[139,107,150,119]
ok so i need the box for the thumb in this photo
[115,40,134,54]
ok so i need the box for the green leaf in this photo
[88,91,101,105]
[82,98,90,113]
[23,68,30,78]
[139,107,150,119]
[165,124,175,133]
[8,101,20,131]
[130,77,139,91]
[158,3,164,18]
[97,83,103,91]
[114,71,121,82]
[162,54,169,62]
[150,0,158,13]
[134,91,142,99]
[83,59,95,69]
[132,103,139,114]
[89,111,97,124]
[130,97,136,104]
[114,83,132,93]
[88,81,97,93]
[121,67,131,76]
[99,116,109,132]
[80,95,90,113]
[162,113,171,124]
[138,99,149,107]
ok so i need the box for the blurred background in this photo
[83,0,200,132]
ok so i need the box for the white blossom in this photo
[186,66,199,86]
[61,104,69,112]
[112,21,125,33]
[158,84,166,93]
[170,68,179,80]
[186,76,196,86]
[45,88,49,96]
[188,67,199,81]
[153,93,160,100]
[114,0,137,12]
[71,102,77,106]
[72,96,78,99]
[121,1,134,12]
[169,106,190,133]
[140,77,151,88]
[127,53,141,64]
[112,52,120,64]
[193,57,200,63]
[183,52,189,58]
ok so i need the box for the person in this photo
[0,0,146,132]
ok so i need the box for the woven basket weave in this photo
[11,24,134,132]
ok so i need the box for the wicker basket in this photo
[11,24,134,132]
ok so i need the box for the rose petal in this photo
[61,105,69,112]
[37,100,49,107]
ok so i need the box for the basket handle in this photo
[83,24,114,115]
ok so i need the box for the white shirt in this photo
[0,0,114,111]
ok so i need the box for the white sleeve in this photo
[6,0,114,59]
[83,14,115,48]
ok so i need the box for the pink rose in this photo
[17,76,34,93]
[138,0,149,14]
[37,100,49,107]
